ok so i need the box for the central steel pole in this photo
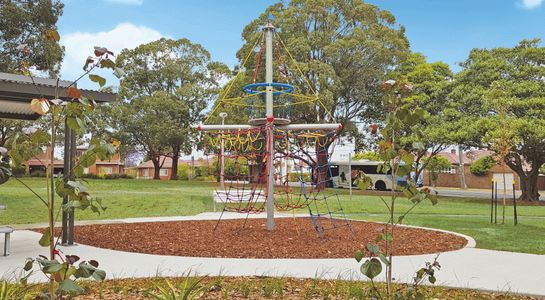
[265,21,275,231]
[219,112,227,191]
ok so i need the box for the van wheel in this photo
[375,181,386,191]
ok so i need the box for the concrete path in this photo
[435,187,545,201]
[1,213,544,297]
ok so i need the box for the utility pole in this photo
[458,145,467,189]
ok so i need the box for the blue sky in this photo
[57,0,545,89]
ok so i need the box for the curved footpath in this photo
[1,212,544,297]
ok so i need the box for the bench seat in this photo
[0,226,14,256]
[213,190,266,203]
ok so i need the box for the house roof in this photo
[95,160,124,166]
[437,150,495,165]
[26,159,64,167]
[0,72,116,120]
[26,146,124,167]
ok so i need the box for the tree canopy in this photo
[0,0,65,149]
[111,38,228,179]
[352,151,380,161]
[0,0,64,75]
[451,39,545,200]
[213,0,409,128]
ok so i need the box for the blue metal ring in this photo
[243,82,294,96]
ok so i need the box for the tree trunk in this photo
[170,149,180,180]
[413,151,425,183]
[505,153,542,201]
[315,141,329,190]
[458,145,467,189]
[151,156,161,180]
[519,170,541,201]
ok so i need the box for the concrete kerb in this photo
[9,212,476,252]
[2,213,545,296]
[348,218,477,249]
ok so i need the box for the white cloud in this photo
[60,23,164,89]
[519,0,543,9]
[104,0,143,5]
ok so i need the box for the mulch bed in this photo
[47,218,467,258]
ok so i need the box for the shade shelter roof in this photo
[0,71,117,245]
[0,72,116,120]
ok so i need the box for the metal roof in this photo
[0,72,117,120]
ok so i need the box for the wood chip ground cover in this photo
[48,218,468,258]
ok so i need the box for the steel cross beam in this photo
[197,123,342,131]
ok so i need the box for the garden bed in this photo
[53,217,467,258]
[4,276,539,299]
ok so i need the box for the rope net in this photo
[203,125,351,234]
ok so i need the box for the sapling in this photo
[0,29,123,299]
[485,82,519,224]
[354,79,439,300]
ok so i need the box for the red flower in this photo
[370,123,379,135]
[381,79,397,91]
[402,83,413,92]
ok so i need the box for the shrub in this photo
[81,173,133,179]
[194,175,215,181]
[81,173,101,179]
[30,171,46,177]
[195,165,210,178]
[423,156,451,186]
[124,168,137,178]
[103,173,133,179]
[288,172,311,182]
[352,152,380,161]
[470,156,496,176]
[177,163,190,180]
[11,166,26,176]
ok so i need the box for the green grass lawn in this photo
[0,178,214,224]
[1,177,544,254]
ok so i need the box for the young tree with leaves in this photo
[391,53,455,182]
[0,31,120,299]
[355,79,438,299]
[486,82,520,223]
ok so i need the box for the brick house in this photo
[25,146,124,176]
[423,149,521,190]
[75,147,124,176]
[136,155,208,180]
[25,147,64,174]
[538,175,545,191]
